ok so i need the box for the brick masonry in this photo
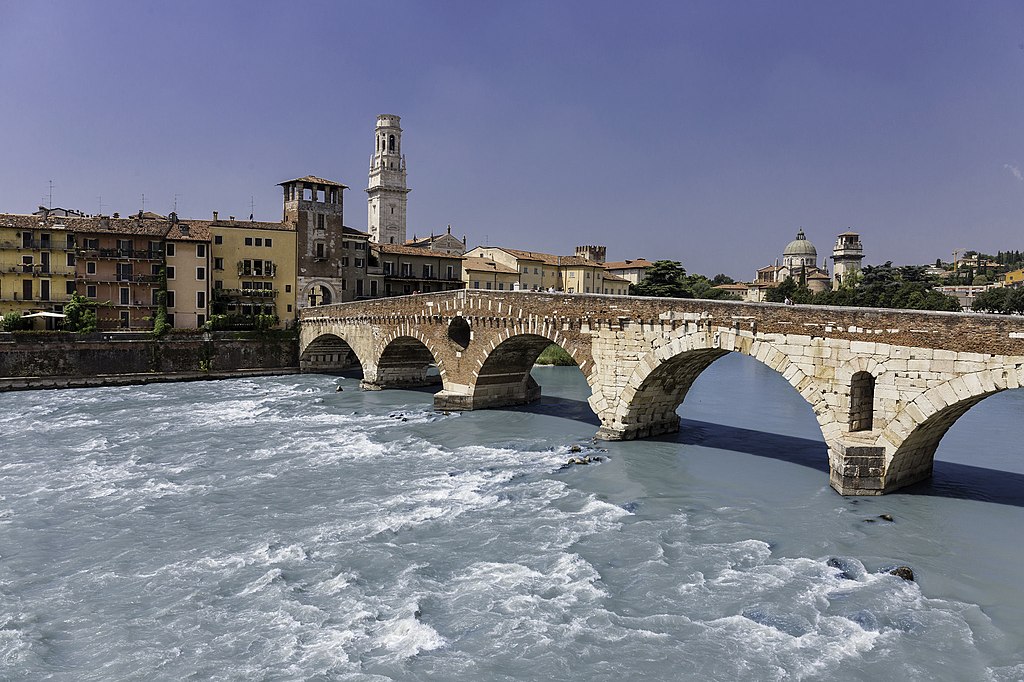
[300,291,1024,495]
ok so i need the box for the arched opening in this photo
[305,284,333,307]
[448,316,471,349]
[849,371,874,431]
[388,134,395,151]
[371,336,442,390]
[612,348,730,439]
[470,334,591,411]
[300,333,362,376]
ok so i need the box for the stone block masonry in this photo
[0,331,298,391]
[300,291,1024,496]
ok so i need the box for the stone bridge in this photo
[298,291,1024,496]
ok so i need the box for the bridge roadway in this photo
[299,290,1024,496]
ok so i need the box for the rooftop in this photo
[278,175,349,189]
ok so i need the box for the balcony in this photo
[76,248,164,260]
[4,265,75,277]
[215,288,278,300]
[75,273,162,284]
[0,239,74,251]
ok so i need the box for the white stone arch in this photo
[301,280,339,307]
[879,364,1024,490]
[600,327,830,442]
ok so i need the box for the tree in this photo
[765,276,813,304]
[63,292,98,333]
[972,287,1024,314]
[633,260,693,298]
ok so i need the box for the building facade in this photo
[831,230,865,289]
[0,215,76,321]
[164,217,211,329]
[376,244,464,296]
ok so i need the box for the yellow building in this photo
[0,214,77,323]
[208,218,297,328]
[1003,267,1024,288]
[464,246,609,293]
[462,256,520,291]
[164,220,212,329]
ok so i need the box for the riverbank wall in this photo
[0,331,299,392]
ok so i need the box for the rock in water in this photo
[879,514,894,522]
[889,566,915,581]
[569,444,582,453]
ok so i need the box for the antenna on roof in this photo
[250,195,255,222]
[173,193,180,213]
[141,193,146,213]
[48,180,54,209]
[97,196,104,215]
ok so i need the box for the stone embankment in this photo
[0,331,299,392]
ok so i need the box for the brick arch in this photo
[880,365,1024,491]
[601,328,828,441]
[464,324,598,410]
[366,328,450,391]
[299,329,371,373]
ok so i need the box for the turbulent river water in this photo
[1,355,1023,681]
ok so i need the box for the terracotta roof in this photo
[166,221,211,242]
[714,283,750,290]
[462,256,518,274]
[480,246,596,267]
[278,175,348,188]
[601,272,631,283]
[604,258,655,270]
[202,218,296,233]
[807,271,831,280]
[378,243,464,258]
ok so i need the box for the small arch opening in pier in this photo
[448,316,471,349]
[300,333,363,377]
[849,371,875,432]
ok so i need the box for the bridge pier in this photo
[433,375,541,411]
[828,440,887,495]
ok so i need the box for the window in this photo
[522,267,528,274]
[287,304,292,312]
[166,266,175,279]
[166,290,175,307]
[341,278,347,291]
[117,263,133,281]
[383,262,394,275]
[119,311,130,328]
[485,281,492,289]
[214,235,223,245]
[66,253,75,267]
[120,287,130,305]
[244,237,253,246]
[166,314,174,327]
[166,243,175,256]
[473,280,480,289]
[284,284,291,293]
[66,235,76,249]
[316,215,325,230]
[85,238,99,250]
[355,242,366,251]
[422,264,434,278]
[355,258,364,268]
[87,285,97,298]
[498,282,504,290]
[117,239,133,253]
[342,240,350,249]
[265,238,272,247]
[534,268,539,274]
[341,257,349,267]
[401,263,412,277]
[151,290,161,306]
[196,267,206,281]
[214,280,223,290]
[447,265,454,280]
[214,257,224,270]
[196,244,206,258]
[197,314,205,327]
[315,242,325,258]
[151,264,161,275]
[255,238,263,247]
[197,291,206,309]
[66,281,76,295]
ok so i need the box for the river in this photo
[0,355,1022,680]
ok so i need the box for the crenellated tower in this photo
[366,114,410,244]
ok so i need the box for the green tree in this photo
[1,311,28,331]
[633,260,693,298]
[63,292,98,333]
[765,276,813,304]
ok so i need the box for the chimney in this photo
[180,224,190,236]
[213,211,219,221]
[113,212,119,219]
[229,216,235,222]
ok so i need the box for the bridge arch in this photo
[364,329,448,391]
[881,366,1024,491]
[455,327,596,411]
[598,330,829,442]
[300,332,366,374]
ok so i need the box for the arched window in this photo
[849,371,875,431]
[388,135,395,152]
[319,285,332,306]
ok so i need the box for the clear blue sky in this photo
[2,1,1022,279]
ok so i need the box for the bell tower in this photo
[366,114,410,245]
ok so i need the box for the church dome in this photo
[783,229,817,259]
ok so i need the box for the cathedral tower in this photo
[366,114,410,244]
